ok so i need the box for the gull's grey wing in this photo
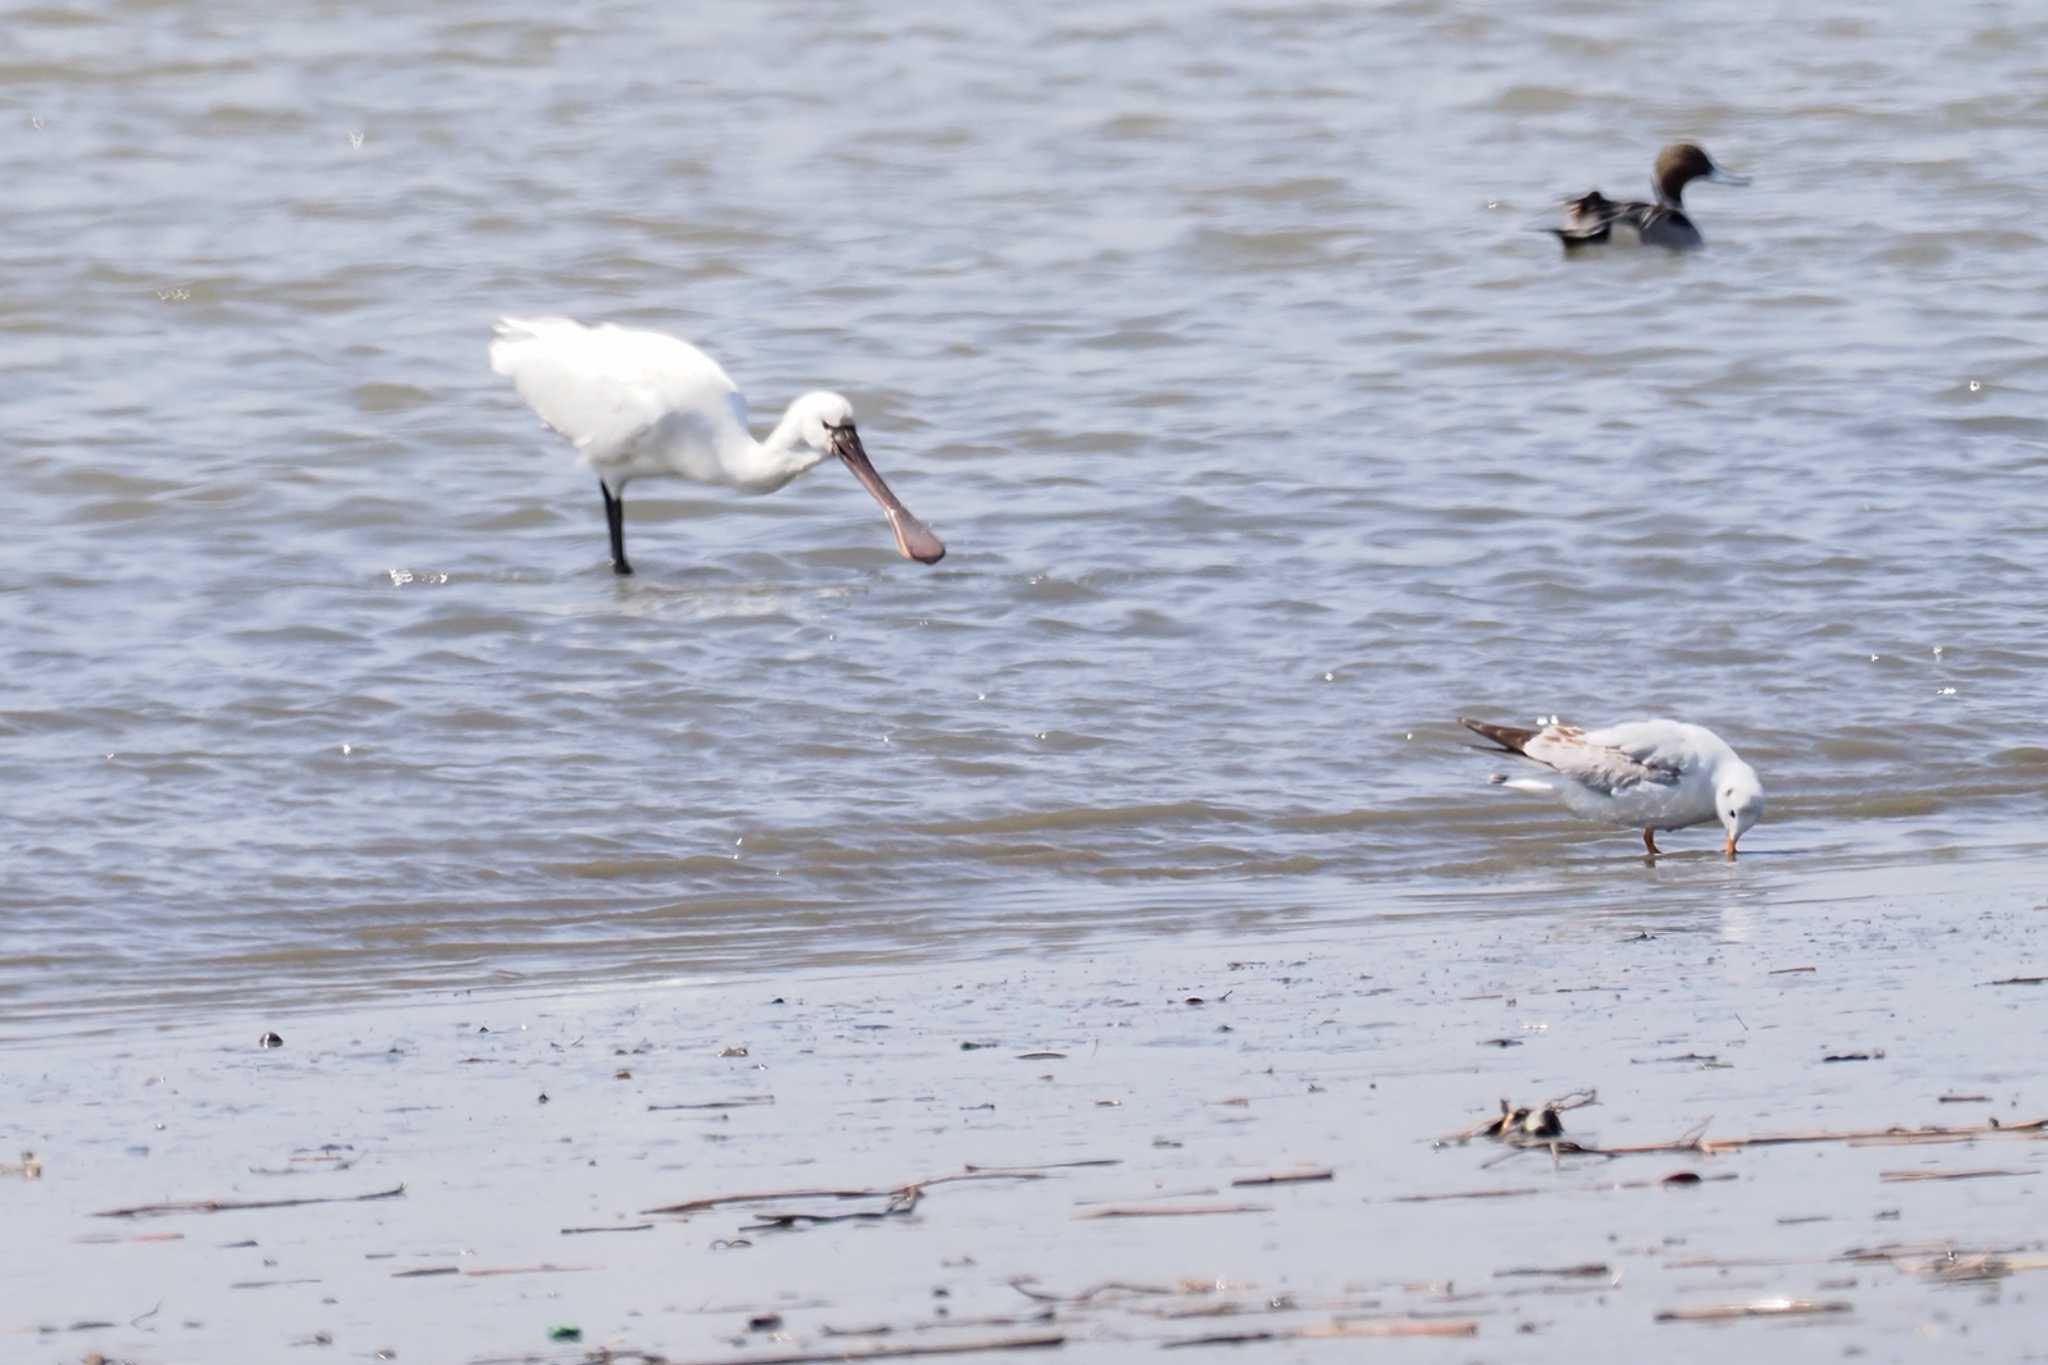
[1520,725,1684,795]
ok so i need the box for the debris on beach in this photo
[1443,1090,1597,1147]
[1655,1297,1851,1323]
[643,1162,1116,1226]
[1439,1094,2047,1162]
[93,1184,405,1219]
[1229,1168,1334,1187]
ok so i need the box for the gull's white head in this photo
[783,391,945,565]
[1717,760,1765,857]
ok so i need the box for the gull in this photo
[1460,716,1765,857]
[488,316,945,574]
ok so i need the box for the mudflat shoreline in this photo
[6,875,2045,1364]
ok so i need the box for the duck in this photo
[1548,143,1748,252]
[1460,716,1765,857]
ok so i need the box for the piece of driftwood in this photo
[1878,1168,2025,1182]
[1655,1298,1850,1323]
[645,1168,1055,1217]
[1579,1117,2046,1158]
[562,1223,654,1235]
[649,1096,776,1111]
[964,1159,1121,1174]
[1495,1263,1608,1279]
[1164,1319,1477,1347]
[250,1155,359,1176]
[94,1183,405,1219]
[1007,1278,1181,1304]
[1392,1187,1541,1204]
[743,1189,922,1230]
[1076,1202,1269,1219]
[823,1310,1057,1338]
[396,1263,597,1279]
[1230,1168,1333,1187]
[666,1331,1066,1364]
[1903,1252,2048,1282]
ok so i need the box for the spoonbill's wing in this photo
[488,317,750,462]
[1519,723,1684,795]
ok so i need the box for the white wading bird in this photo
[488,317,945,575]
[1460,716,1765,857]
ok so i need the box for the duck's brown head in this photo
[1654,143,1748,205]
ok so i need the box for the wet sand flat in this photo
[7,868,2045,1364]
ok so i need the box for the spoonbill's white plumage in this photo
[1461,716,1765,857]
[488,316,945,574]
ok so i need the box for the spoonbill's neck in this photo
[726,404,825,492]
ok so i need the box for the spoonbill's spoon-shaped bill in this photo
[488,316,944,574]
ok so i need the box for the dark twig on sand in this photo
[1583,1116,2046,1158]
[1163,1319,1478,1347]
[648,1095,776,1111]
[394,1263,595,1278]
[647,1184,908,1215]
[644,1167,1063,1217]
[1655,1298,1850,1323]
[824,1310,1057,1338]
[1007,1278,1181,1304]
[742,1188,923,1230]
[1392,1187,1541,1204]
[1076,1202,1270,1219]
[1897,1251,2048,1281]
[1229,1168,1333,1187]
[666,1331,1066,1364]
[963,1159,1121,1174]
[93,1183,406,1219]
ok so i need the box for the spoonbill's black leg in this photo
[599,480,633,576]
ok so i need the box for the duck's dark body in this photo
[1549,144,1743,253]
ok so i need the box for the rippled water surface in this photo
[4,0,2046,1030]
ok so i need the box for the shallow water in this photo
[4,0,2048,1028]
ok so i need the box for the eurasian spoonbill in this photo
[489,316,945,574]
